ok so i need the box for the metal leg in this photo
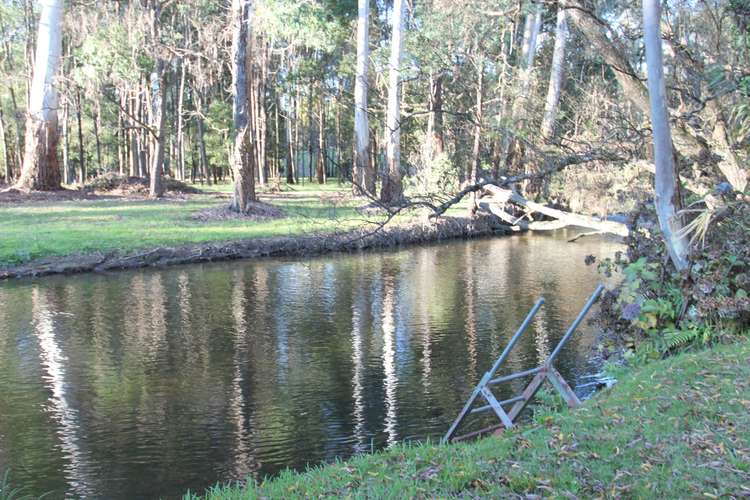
[480,387,514,428]
[546,366,582,407]
[443,285,603,443]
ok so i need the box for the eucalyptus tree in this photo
[540,6,568,140]
[381,0,407,205]
[642,0,688,270]
[353,0,372,195]
[563,0,747,193]
[15,0,63,191]
[147,0,168,198]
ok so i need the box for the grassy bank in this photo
[0,181,422,267]
[187,340,750,499]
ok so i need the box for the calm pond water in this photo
[0,231,622,498]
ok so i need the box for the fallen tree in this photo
[356,149,630,239]
[478,184,629,237]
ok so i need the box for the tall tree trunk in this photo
[643,0,688,270]
[93,98,102,171]
[2,29,25,172]
[352,0,372,195]
[516,2,542,109]
[0,102,11,183]
[285,107,295,184]
[540,7,568,140]
[257,39,268,186]
[196,91,211,185]
[316,95,325,184]
[148,2,166,198]
[469,60,484,214]
[293,85,300,183]
[425,72,444,161]
[62,95,73,183]
[380,0,406,205]
[370,130,377,185]
[117,91,125,174]
[149,62,166,197]
[139,78,149,178]
[335,85,342,182]
[15,0,63,191]
[75,89,85,184]
[176,59,186,181]
[307,82,313,183]
[23,0,35,107]
[8,87,24,174]
[503,1,542,181]
[230,0,255,212]
[128,91,138,176]
[273,93,280,184]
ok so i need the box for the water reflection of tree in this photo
[381,272,399,447]
[31,286,90,497]
[229,268,257,479]
[350,268,368,452]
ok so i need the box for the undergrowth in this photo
[597,193,749,361]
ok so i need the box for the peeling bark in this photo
[15,0,63,191]
[229,0,256,213]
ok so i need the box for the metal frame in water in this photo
[442,284,605,443]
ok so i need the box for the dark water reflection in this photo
[0,232,621,498]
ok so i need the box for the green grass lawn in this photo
[186,340,750,499]
[0,180,388,266]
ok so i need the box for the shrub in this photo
[597,195,749,362]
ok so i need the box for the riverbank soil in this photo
[0,178,495,279]
[187,340,750,498]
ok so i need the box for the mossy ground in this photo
[186,340,750,499]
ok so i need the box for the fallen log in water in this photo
[479,184,629,237]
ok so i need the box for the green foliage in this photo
[74,24,147,87]
[599,201,750,362]
[404,148,460,196]
[203,101,232,169]
[257,0,354,53]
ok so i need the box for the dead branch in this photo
[481,184,629,237]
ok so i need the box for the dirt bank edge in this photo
[0,215,511,281]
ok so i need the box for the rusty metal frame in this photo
[441,284,605,444]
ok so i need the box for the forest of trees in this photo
[0,0,747,221]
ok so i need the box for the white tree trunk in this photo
[642,0,688,271]
[230,0,256,213]
[15,0,63,191]
[149,61,166,198]
[352,0,372,195]
[540,8,568,139]
[508,2,543,193]
[515,2,542,108]
[381,0,406,205]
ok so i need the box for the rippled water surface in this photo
[0,232,622,498]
